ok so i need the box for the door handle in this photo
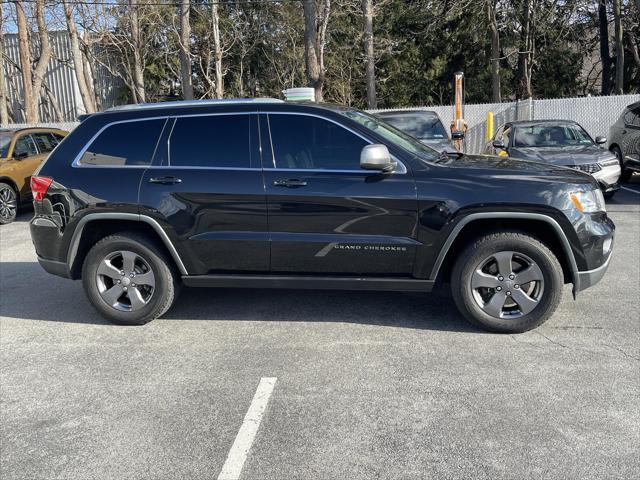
[148,176,182,185]
[273,179,308,188]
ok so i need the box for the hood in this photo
[509,145,617,166]
[438,153,596,185]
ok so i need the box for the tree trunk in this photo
[612,0,624,93]
[211,1,223,99]
[517,0,534,99]
[486,0,501,102]
[15,0,36,122]
[0,2,9,125]
[179,0,193,100]
[31,0,51,122]
[63,0,96,113]
[302,0,330,102]
[362,0,376,108]
[598,0,611,94]
[130,0,146,103]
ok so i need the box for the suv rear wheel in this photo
[82,233,179,325]
[451,232,563,333]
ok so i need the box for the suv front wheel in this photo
[82,233,179,325]
[451,232,563,333]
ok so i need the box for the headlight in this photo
[569,189,606,213]
[598,158,619,167]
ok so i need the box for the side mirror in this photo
[595,136,607,145]
[13,151,28,160]
[451,131,464,140]
[360,144,394,172]
[492,140,506,150]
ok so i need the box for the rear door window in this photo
[80,119,166,166]
[169,115,253,168]
[32,133,58,153]
[13,135,38,158]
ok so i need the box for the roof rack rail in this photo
[106,97,284,112]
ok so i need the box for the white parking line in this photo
[217,377,277,480]
[621,186,640,195]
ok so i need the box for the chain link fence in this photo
[372,94,639,154]
[4,94,639,155]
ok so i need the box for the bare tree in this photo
[612,0,624,93]
[517,0,534,99]
[63,0,96,113]
[486,0,501,102]
[15,0,35,122]
[211,0,223,98]
[598,0,611,94]
[31,0,51,122]
[179,0,194,99]
[362,0,376,108]
[130,0,146,103]
[0,1,9,125]
[302,0,331,102]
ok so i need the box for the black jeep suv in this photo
[30,99,614,333]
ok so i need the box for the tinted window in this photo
[269,114,368,170]
[169,115,252,168]
[13,135,38,158]
[81,119,165,166]
[379,112,448,140]
[0,133,11,157]
[513,123,592,148]
[32,133,58,153]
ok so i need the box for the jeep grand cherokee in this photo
[29,99,614,333]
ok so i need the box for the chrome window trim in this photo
[262,111,407,175]
[71,110,407,174]
[72,116,169,168]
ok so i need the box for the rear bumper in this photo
[37,256,71,279]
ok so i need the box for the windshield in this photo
[513,123,593,148]
[341,110,438,162]
[379,112,448,141]
[0,133,12,158]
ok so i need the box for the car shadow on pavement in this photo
[0,261,481,333]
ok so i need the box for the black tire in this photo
[603,190,616,200]
[82,233,179,325]
[451,232,563,333]
[0,182,18,225]
[611,145,632,183]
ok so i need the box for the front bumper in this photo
[574,249,612,295]
[593,164,621,192]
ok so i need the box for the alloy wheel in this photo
[0,186,17,222]
[470,250,544,319]
[95,250,156,312]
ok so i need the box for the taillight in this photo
[30,176,53,201]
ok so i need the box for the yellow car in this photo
[0,127,68,224]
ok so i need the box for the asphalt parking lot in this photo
[1,180,639,480]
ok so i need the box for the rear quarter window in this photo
[79,119,166,166]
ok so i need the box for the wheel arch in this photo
[67,213,188,279]
[0,177,20,202]
[430,212,580,291]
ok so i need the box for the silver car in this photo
[376,110,455,153]
[608,101,640,182]
[485,120,621,198]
